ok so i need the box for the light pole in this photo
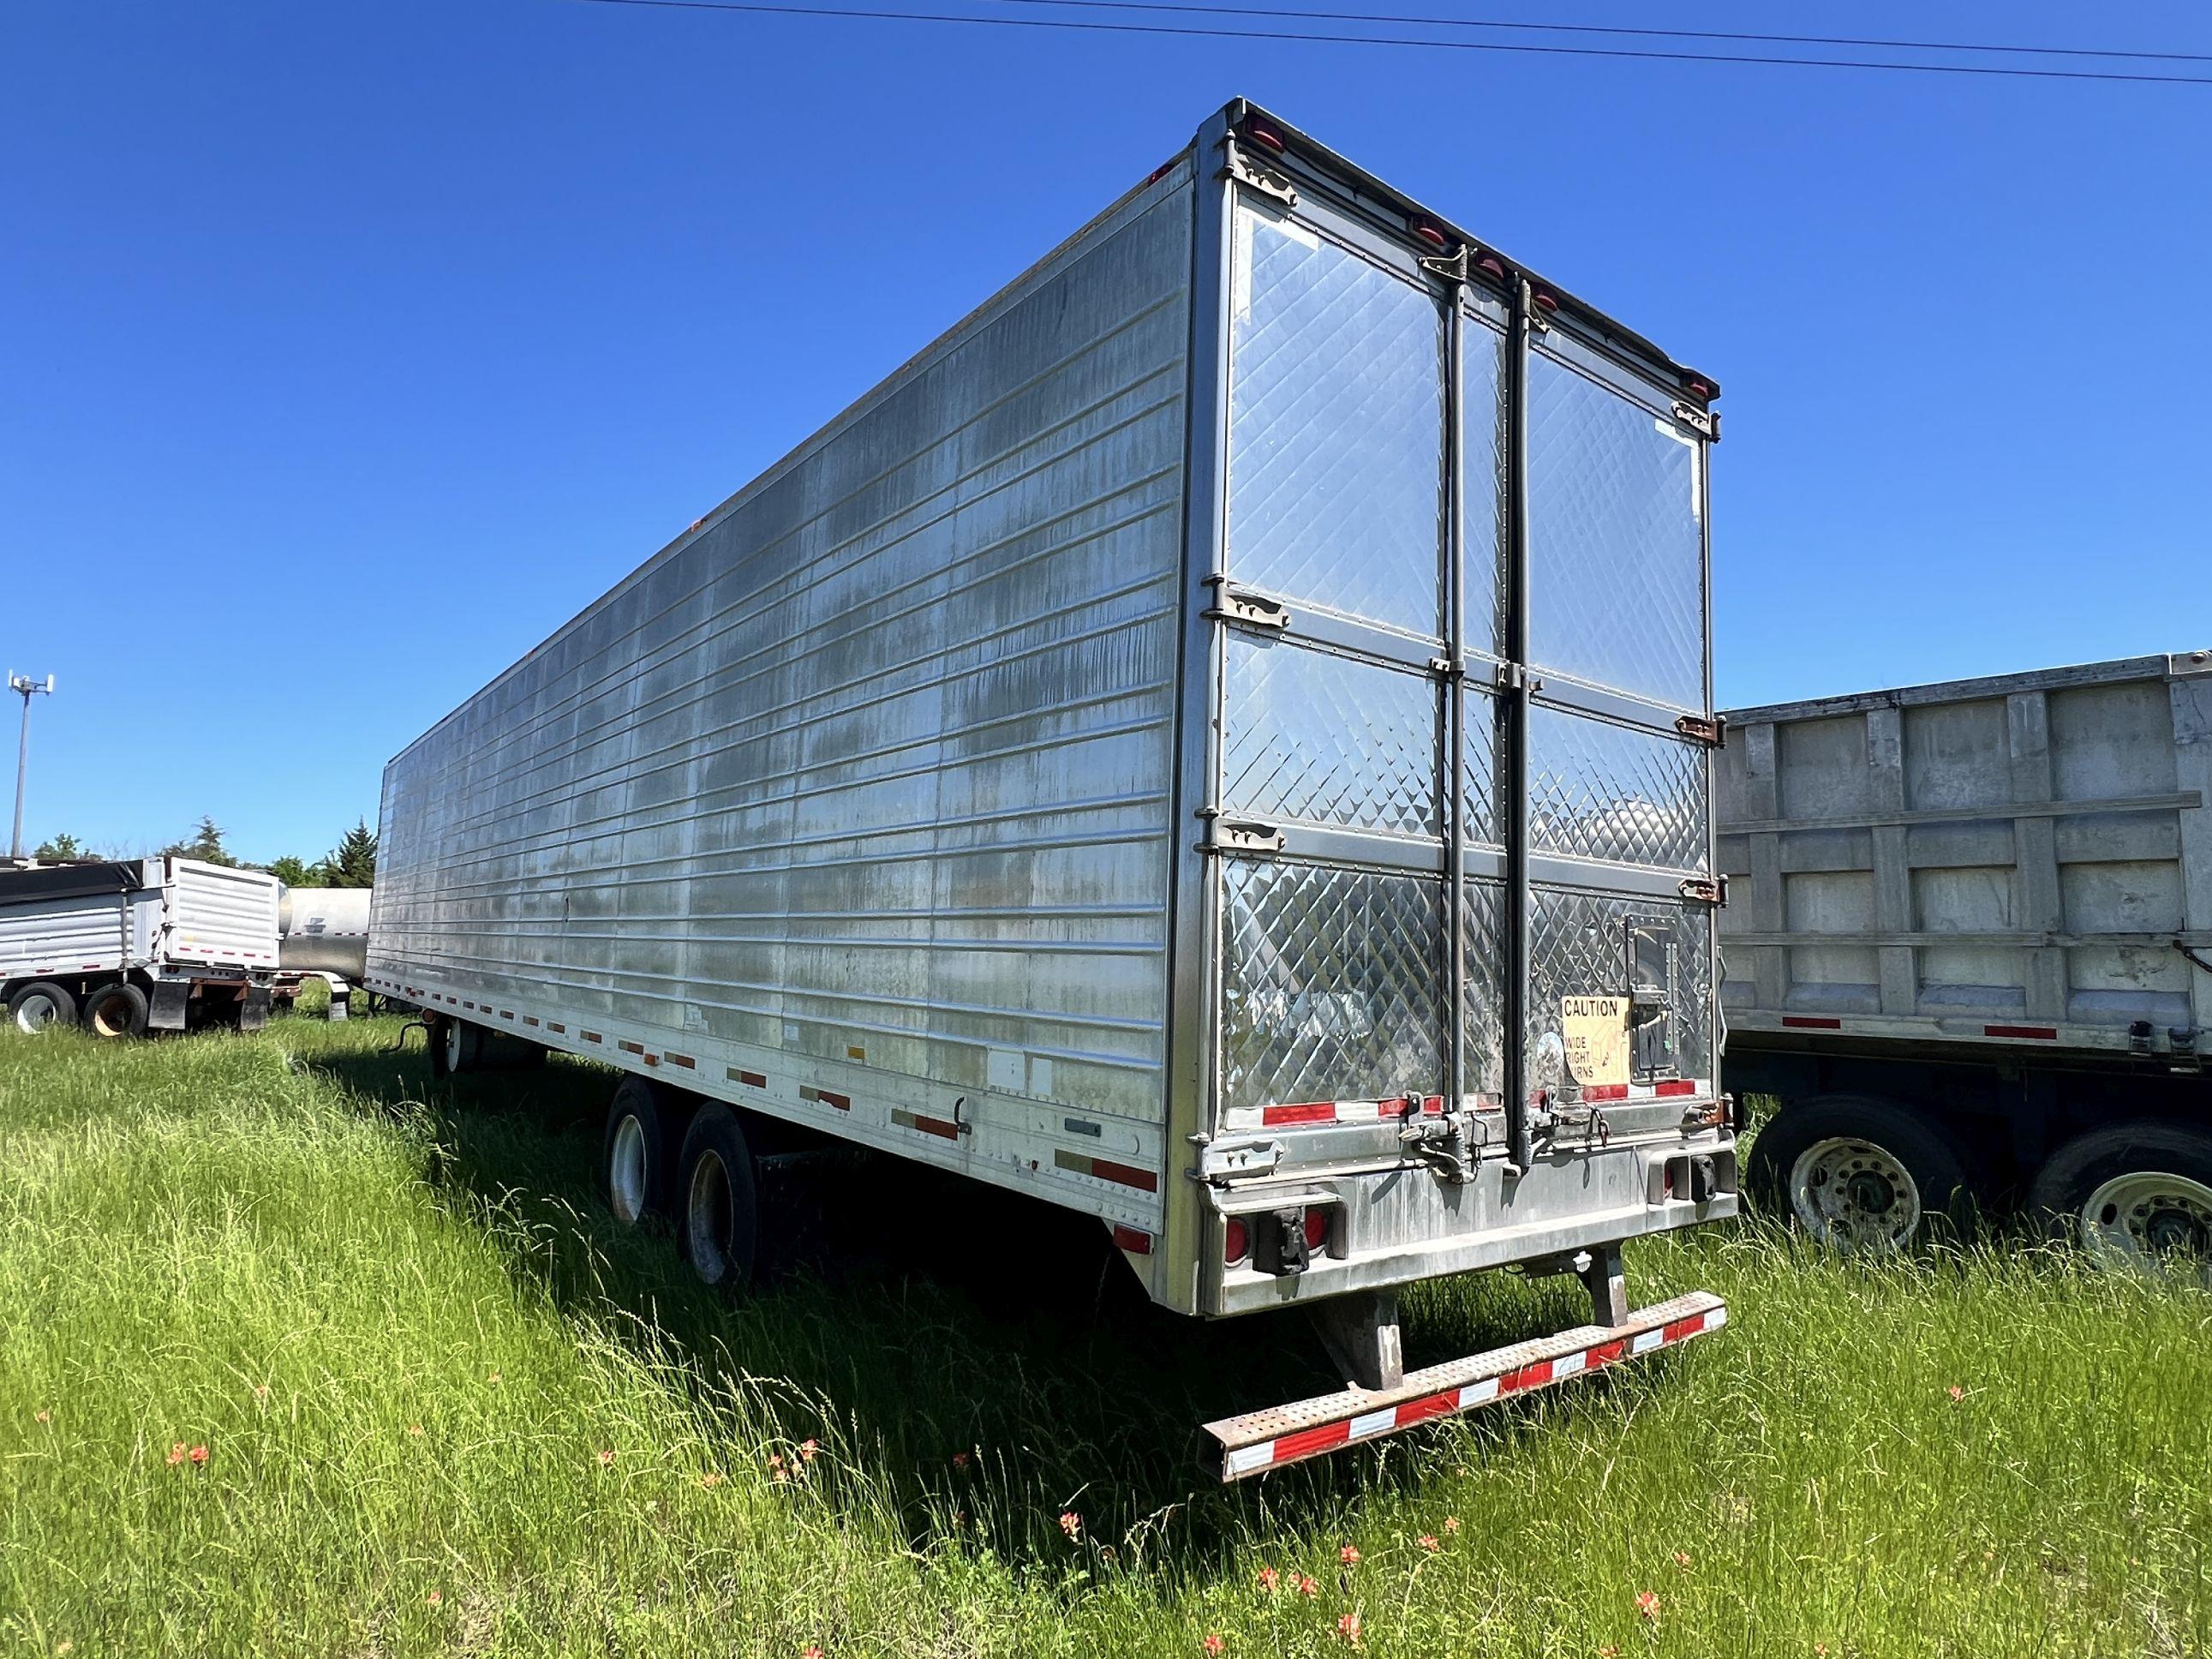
[9,672,55,862]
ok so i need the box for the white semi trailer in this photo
[368,99,1737,1476]
[1719,650,2212,1279]
[0,857,282,1036]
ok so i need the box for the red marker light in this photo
[1243,118,1286,153]
[1224,1217,1251,1264]
[1302,1207,1332,1252]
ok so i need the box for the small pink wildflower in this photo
[1336,1611,1362,1648]
[427,1590,443,1608]
[1418,1534,1439,1552]
[597,1448,616,1467]
[409,1424,425,1438]
[253,1385,269,1402]
[1058,1512,1082,1542]
[1635,1590,1661,1620]
[1295,1574,1320,1599]
[1203,1637,1225,1656]
[33,1410,50,1424]
[801,1647,825,1659]
[952,1450,971,1470]
[1947,1385,1965,1402]
[1443,1516,1461,1534]
[1673,1550,1693,1569]
[166,1443,187,1466]
[700,1471,724,1488]
[798,1439,820,1464]
[1338,1543,1360,1566]
[1256,1566,1280,1593]
[188,1445,208,1465]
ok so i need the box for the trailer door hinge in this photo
[1418,245,1470,290]
[1678,874,1728,907]
[1201,813,1286,857]
[1671,401,1719,442]
[1218,137,1297,208]
[1673,712,1725,747]
[1204,579,1290,632]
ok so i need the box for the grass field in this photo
[3,1016,2207,1657]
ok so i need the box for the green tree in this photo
[265,855,316,888]
[33,832,87,861]
[164,817,237,867]
[318,820,377,889]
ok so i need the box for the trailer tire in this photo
[430,1016,481,1078]
[2030,1122,2212,1286]
[1746,1093,1973,1252]
[601,1076,673,1226]
[8,981,78,1034]
[676,1105,759,1294]
[81,981,149,1040]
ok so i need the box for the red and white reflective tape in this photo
[1206,1292,1725,1481]
[1225,1095,1492,1133]
[1573,1077,1713,1105]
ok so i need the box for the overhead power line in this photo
[564,0,2212,85]
[983,0,2212,66]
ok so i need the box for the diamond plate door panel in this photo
[1527,886,1714,1088]
[1528,706,1708,871]
[1462,691,1503,850]
[1526,352,1705,712]
[1221,861,1444,1112]
[1222,636,1442,836]
[1228,201,1446,638]
[1461,877,1506,1099]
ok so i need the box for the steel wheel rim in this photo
[442,1019,464,1072]
[15,993,60,1033]
[687,1149,733,1284]
[608,1114,648,1225]
[1789,1135,1922,1251]
[2078,1171,2212,1286]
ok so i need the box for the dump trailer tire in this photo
[2030,1122,2212,1286]
[1746,1093,1973,1251]
[676,1105,760,1294]
[81,981,149,1040]
[601,1076,674,1226]
[8,981,78,1034]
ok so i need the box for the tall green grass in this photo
[1,1016,2205,1656]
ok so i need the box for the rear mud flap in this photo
[1201,1291,1725,1480]
[148,979,189,1033]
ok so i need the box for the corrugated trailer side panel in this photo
[164,859,284,973]
[372,164,1194,1236]
[0,861,150,981]
[1719,651,2212,1060]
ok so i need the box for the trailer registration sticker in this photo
[1561,996,1629,1090]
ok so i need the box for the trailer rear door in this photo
[1205,176,1719,1153]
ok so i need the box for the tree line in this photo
[31,817,377,888]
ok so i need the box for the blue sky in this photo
[3,1,2207,863]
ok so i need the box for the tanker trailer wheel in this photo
[1746,1094,1972,1252]
[601,1075,674,1226]
[2030,1122,2212,1289]
[80,981,149,1040]
[8,981,78,1034]
[676,1105,760,1294]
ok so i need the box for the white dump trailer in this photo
[369,99,1736,1475]
[1719,650,2212,1278]
[1,856,282,1037]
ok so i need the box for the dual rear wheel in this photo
[1749,1093,2212,1284]
[599,1077,759,1292]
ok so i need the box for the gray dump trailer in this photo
[368,99,1736,1475]
[1,856,282,1036]
[1719,650,2212,1277]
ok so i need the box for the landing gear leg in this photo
[1578,1242,1629,1327]
[1312,1288,1404,1392]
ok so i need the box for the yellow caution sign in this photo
[1561,995,1629,1090]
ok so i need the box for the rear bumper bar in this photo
[1200,1290,1725,1481]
